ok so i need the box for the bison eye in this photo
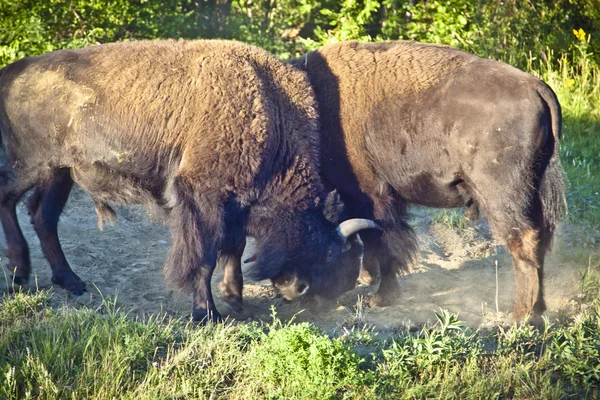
[326,249,333,262]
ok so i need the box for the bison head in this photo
[244,191,380,302]
[288,233,365,313]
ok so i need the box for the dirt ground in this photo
[1,187,594,332]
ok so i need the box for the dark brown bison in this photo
[285,40,566,321]
[0,39,380,321]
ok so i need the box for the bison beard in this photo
[287,40,566,322]
[0,39,381,322]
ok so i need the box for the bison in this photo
[285,40,567,321]
[0,39,380,321]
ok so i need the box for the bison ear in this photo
[323,190,344,224]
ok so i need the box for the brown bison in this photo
[285,40,567,320]
[0,39,380,321]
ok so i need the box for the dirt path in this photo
[1,188,591,331]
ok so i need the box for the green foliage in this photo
[381,0,478,48]
[0,0,135,67]
[0,290,49,325]
[0,295,177,399]
[430,209,469,231]
[2,292,600,398]
[579,257,600,303]
[378,310,478,381]
[2,1,598,65]
[242,311,369,399]
[549,303,600,386]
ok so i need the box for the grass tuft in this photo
[1,291,600,398]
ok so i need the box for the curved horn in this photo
[336,218,382,239]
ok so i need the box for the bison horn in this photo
[336,218,382,240]
[243,254,258,264]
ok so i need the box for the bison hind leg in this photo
[506,227,548,322]
[27,169,86,295]
[484,186,552,322]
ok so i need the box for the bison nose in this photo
[296,282,309,296]
[273,275,311,301]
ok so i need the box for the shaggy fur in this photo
[290,40,566,319]
[0,39,353,321]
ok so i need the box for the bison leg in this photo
[218,234,246,314]
[506,228,547,321]
[480,174,553,322]
[358,248,379,286]
[27,169,85,295]
[369,251,402,307]
[360,230,403,308]
[0,170,33,284]
[364,217,417,307]
[464,202,480,222]
[164,176,224,323]
[503,194,551,322]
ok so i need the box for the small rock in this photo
[131,261,151,267]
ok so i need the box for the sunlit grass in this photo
[1,291,599,399]
[533,39,600,228]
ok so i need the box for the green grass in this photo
[1,292,600,399]
[537,42,600,229]
[429,209,470,231]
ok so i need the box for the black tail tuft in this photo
[537,81,567,245]
[539,152,567,243]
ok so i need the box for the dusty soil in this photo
[1,187,594,331]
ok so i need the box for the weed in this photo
[430,209,469,231]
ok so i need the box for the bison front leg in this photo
[191,260,221,322]
[359,233,402,307]
[164,176,224,322]
[358,248,380,286]
[217,254,243,313]
[360,221,417,307]
[369,252,402,307]
[215,222,246,314]
[27,169,86,295]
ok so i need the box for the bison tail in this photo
[94,201,117,231]
[539,146,567,243]
[537,82,567,243]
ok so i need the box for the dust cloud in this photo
[0,188,587,332]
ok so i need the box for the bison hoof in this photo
[11,275,28,286]
[369,291,399,307]
[192,308,223,323]
[51,273,86,294]
[357,268,378,286]
[306,297,338,314]
[221,296,244,314]
[4,265,30,286]
[509,311,544,328]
